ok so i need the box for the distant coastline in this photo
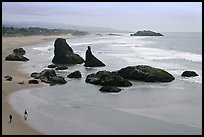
[2,26,89,37]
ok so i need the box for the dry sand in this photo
[2,35,75,135]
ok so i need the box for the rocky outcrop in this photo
[85,70,132,87]
[52,38,84,64]
[181,71,198,77]
[130,30,163,36]
[117,65,175,82]
[84,46,105,67]
[5,48,29,61]
[99,86,121,93]
[30,69,67,85]
[67,70,82,78]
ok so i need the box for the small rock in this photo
[47,64,57,68]
[67,70,82,78]
[181,71,198,77]
[18,81,25,84]
[4,75,12,81]
[55,66,68,70]
[28,79,39,84]
[99,86,121,93]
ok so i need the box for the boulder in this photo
[84,46,105,67]
[50,76,67,85]
[130,30,163,36]
[99,86,121,93]
[47,64,57,68]
[85,70,132,87]
[28,79,39,84]
[52,38,84,64]
[117,65,175,82]
[67,70,82,78]
[5,48,29,61]
[30,72,41,78]
[181,71,198,77]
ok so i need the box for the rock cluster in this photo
[31,69,67,86]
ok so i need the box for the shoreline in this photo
[2,35,77,135]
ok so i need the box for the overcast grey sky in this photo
[2,2,202,32]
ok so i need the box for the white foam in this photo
[131,47,202,63]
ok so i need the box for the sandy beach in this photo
[2,35,74,135]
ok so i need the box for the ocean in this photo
[9,32,202,135]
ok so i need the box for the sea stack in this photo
[52,38,84,64]
[130,30,163,36]
[84,46,106,67]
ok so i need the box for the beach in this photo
[2,33,202,135]
[2,35,74,135]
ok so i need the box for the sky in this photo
[2,2,202,32]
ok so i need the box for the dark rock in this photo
[30,69,67,85]
[40,76,50,83]
[39,69,57,77]
[85,70,132,87]
[18,81,25,84]
[84,46,106,67]
[13,48,26,56]
[99,86,121,93]
[181,71,198,77]
[130,30,163,36]
[47,64,57,68]
[55,66,68,70]
[5,54,29,61]
[5,48,29,61]
[67,70,82,78]
[30,72,41,79]
[52,38,84,64]
[50,76,67,85]
[118,65,175,82]
[28,79,39,84]
[4,75,12,81]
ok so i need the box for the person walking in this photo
[9,114,12,123]
[24,109,28,120]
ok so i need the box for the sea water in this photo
[9,32,202,135]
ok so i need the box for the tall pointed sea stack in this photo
[84,46,105,67]
[52,38,84,64]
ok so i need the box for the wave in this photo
[131,47,202,63]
